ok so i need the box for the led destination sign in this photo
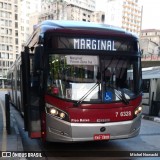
[53,37,136,52]
[74,39,116,51]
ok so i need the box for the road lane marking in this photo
[0,98,7,151]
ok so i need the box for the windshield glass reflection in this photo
[47,54,140,103]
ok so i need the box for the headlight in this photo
[50,108,58,115]
[45,103,69,121]
[134,106,142,116]
[59,112,65,119]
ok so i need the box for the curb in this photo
[142,115,160,123]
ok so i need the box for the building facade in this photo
[0,0,41,88]
[140,29,160,62]
[20,0,31,46]
[0,0,21,87]
[20,0,41,47]
[39,0,105,23]
[104,0,142,35]
[140,29,160,46]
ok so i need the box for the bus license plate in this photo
[94,134,110,141]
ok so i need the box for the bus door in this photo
[21,47,42,138]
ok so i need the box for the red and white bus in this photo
[8,20,142,142]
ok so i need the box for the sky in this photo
[139,0,160,29]
[96,0,160,30]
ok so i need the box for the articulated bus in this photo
[7,20,142,142]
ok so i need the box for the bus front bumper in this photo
[46,114,141,142]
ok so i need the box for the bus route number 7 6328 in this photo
[115,111,132,117]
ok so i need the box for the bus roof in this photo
[26,20,138,47]
[35,20,138,38]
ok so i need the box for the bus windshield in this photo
[47,54,141,103]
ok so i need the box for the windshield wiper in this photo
[73,82,129,106]
[74,82,100,106]
[108,85,129,105]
